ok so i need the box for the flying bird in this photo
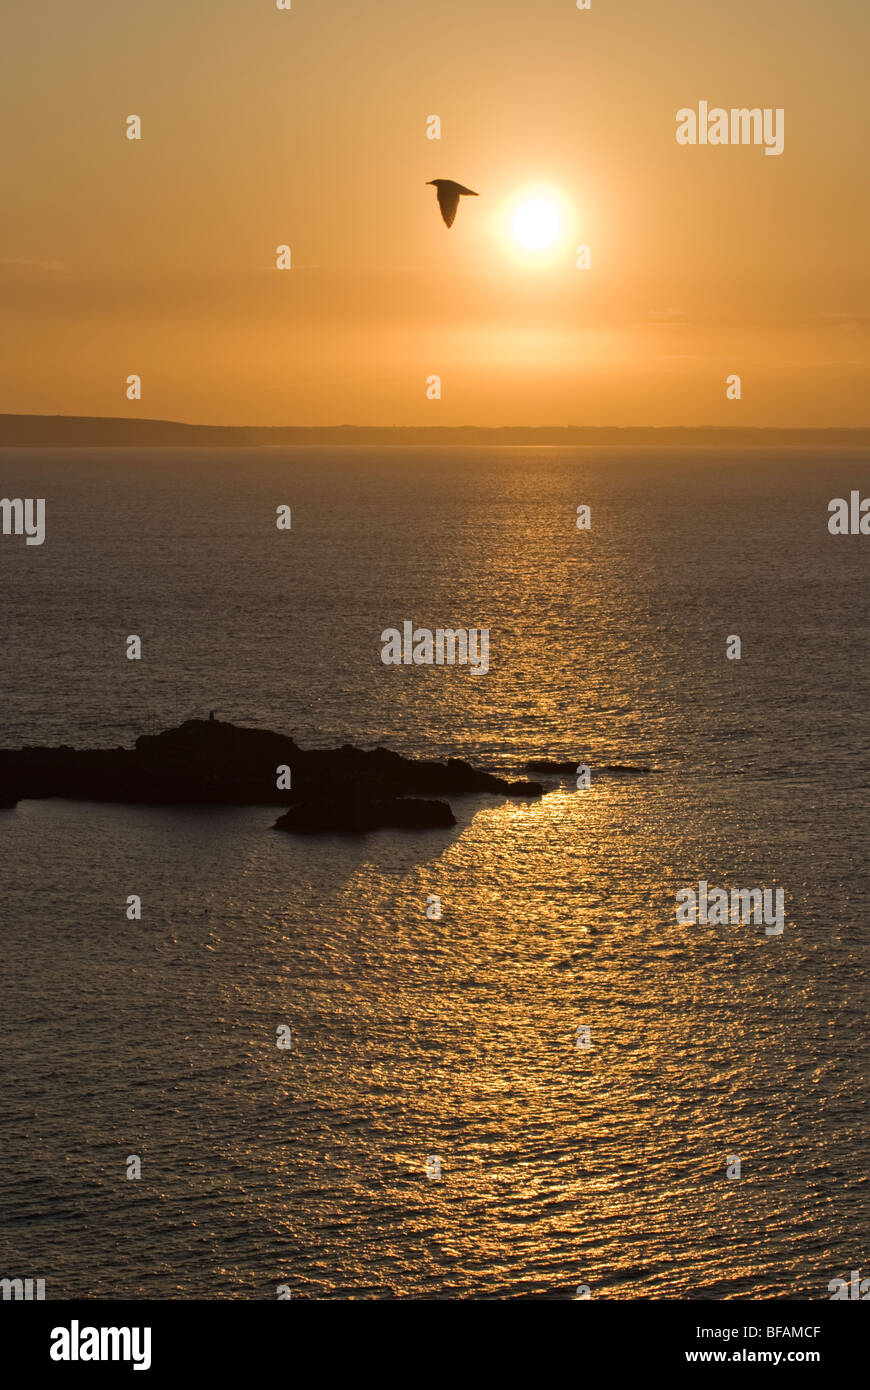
[427,179,478,229]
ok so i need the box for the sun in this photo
[498,186,574,266]
[511,197,562,251]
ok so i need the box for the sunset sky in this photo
[2,0,868,426]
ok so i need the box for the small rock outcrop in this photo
[274,796,456,835]
[526,759,651,776]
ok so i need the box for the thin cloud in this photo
[0,256,64,272]
[638,308,691,327]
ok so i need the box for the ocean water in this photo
[0,446,867,1299]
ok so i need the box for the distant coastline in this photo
[1,414,869,448]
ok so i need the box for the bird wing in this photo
[436,183,461,228]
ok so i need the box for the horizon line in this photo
[2,412,870,438]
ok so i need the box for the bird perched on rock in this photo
[426,179,478,228]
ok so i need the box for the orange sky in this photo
[2,0,868,426]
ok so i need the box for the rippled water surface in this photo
[0,447,867,1298]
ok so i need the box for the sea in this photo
[0,446,867,1299]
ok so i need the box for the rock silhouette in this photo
[0,718,542,833]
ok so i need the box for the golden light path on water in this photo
[226,777,843,1300]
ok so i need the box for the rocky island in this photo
[0,717,542,834]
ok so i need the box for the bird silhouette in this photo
[426,179,478,228]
